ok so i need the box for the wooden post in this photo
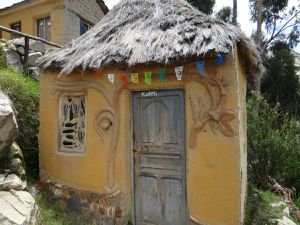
[23,37,29,74]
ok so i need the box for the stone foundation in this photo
[43,179,130,225]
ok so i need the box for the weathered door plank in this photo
[132,90,187,225]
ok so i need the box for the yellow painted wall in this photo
[39,52,247,224]
[0,0,65,44]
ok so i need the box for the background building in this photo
[0,0,108,45]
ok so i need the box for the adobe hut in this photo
[38,0,262,224]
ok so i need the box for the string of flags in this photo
[100,53,225,85]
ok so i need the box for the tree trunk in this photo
[232,0,237,25]
[255,0,263,94]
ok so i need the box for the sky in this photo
[0,0,299,52]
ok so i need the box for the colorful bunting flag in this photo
[175,66,184,81]
[144,72,152,85]
[108,74,115,84]
[215,53,225,65]
[196,61,205,76]
[131,73,139,84]
[158,69,166,82]
[119,72,129,85]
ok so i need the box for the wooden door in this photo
[132,90,187,225]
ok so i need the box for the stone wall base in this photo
[43,180,130,225]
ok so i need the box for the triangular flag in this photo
[119,72,129,85]
[96,71,103,77]
[108,74,115,84]
[196,61,205,76]
[144,72,152,85]
[131,73,139,84]
[215,53,225,65]
[158,69,166,82]
[175,66,184,80]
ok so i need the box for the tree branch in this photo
[263,10,300,50]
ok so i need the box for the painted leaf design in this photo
[219,111,236,122]
[218,111,236,136]
[219,120,235,137]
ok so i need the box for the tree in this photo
[247,93,300,191]
[250,0,300,53]
[188,0,215,15]
[232,0,237,24]
[261,41,300,116]
[216,6,232,23]
[249,0,300,97]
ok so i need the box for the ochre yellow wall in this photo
[39,51,247,224]
[0,0,65,44]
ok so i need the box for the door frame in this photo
[130,89,188,225]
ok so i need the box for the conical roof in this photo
[38,0,263,77]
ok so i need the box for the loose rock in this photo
[0,191,40,225]
[0,92,18,160]
[3,174,26,191]
[28,52,43,67]
[28,67,41,80]
[276,216,297,225]
[0,174,5,188]
[3,49,23,72]
[8,38,46,54]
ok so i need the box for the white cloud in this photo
[0,0,23,10]
[105,0,120,9]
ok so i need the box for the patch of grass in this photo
[0,68,40,180]
[35,192,91,225]
[245,184,285,225]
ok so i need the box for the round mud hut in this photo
[38,0,262,224]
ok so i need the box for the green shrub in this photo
[0,39,8,68]
[0,68,39,180]
[245,184,287,225]
[247,93,300,193]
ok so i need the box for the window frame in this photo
[10,21,21,39]
[36,16,51,41]
[58,93,87,154]
[80,19,93,36]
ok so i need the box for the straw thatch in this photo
[38,0,263,78]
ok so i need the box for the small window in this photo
[37,16,51,41]
[80,20,92,35]
[10,21,21,39]
[59,94,86,153]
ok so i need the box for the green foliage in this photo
[245,184,287,225]
[187,0,215,15]
[262,41,300,116]
[247,93,300,193]
[0,39,8,69]
[216,6,232,23]
[296,197,300,209]
[36,192,91,225]
[249,0,300,48]
[0,68,40,180]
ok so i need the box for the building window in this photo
[59,94,86,153]
[10,21,21,39]
[37,17,51,41]
[80,20,92,35]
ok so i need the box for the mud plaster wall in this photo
[39,49,247,225]
[236,48,248,223]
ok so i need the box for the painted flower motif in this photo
[209,110,236,137]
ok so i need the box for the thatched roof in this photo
[38,0,263,78]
